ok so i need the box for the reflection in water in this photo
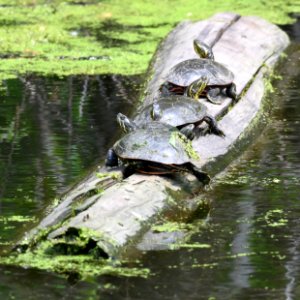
[285,235,300,300]
[0,74,141,249]
[229,199,256,291]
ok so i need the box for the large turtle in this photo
[160,39,237,104]
[133,95,225,140]
[105,113,210,185]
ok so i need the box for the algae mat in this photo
[0,0,299,81]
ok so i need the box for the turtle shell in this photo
[165,59,234,87]
[133,95,208,127]
[113,122,197,165]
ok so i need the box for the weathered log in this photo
[19,12,289,258]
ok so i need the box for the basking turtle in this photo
[133,95,225,140]
[160,39,237,104]
[105,113,210,185]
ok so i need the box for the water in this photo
[1,26,300,300]
[0,74,141,250]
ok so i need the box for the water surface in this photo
[0,74,141,250]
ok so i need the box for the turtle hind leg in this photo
[206,87,225,104]
[105,148,119,167]
[227,83,237,102]
[184,163,210,185]
[122,164,136,178]
[202,115,225,137]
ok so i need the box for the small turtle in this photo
[133,95,224,140]
[160,39,237,104]
[105,113,210,185]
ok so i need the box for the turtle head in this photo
[117,113,137,133]
[187,76,209,99]
[193,39,214,60]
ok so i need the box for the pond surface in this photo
[0,74,140,251]
[1,25,300,300]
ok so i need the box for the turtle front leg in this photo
[122,165,136,178]
[226,83,237,102]
[186,76,209,99]
[105,148,119,167]
[179,124,196,140]
[184,162,210,185]
[151,102,163,121]
[202,115,225,137]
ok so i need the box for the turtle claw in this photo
[206,88,226,105]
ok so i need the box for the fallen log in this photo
[18,12,289,259]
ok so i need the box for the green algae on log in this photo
[14,13,289,263]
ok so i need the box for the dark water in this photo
[1,28,300,300]
[0,74,141,249]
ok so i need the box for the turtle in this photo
[160,39,237,104]
[105,113,210,185]
[133,95,225,140]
